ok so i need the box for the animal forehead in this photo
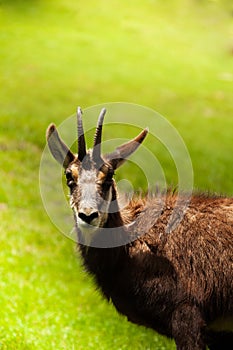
[71,164,111,187]
[68,154,112,181]
[79,168,97,182]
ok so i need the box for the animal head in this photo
[46,107,148,236]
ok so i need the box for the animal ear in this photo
[46,124,75,169]
[104,128,148,170]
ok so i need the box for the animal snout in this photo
[78,210,99,224]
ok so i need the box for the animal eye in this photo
[65,171,75,188]
[106,169,114,181]
[103,169,114,188]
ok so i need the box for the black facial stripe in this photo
[65,170,76,188]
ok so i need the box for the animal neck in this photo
[78,183,128,275]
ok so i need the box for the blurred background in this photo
[0,0,232,349]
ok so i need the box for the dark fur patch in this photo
[79,191,233,349]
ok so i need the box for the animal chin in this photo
[77,220,100,247]
[77,219,99,235]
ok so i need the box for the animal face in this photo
[66,152,115,235]
[46,107,148,238]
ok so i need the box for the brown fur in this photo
[78,191,233,350]
[46,116,233,350]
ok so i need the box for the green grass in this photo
[0,0,232,349]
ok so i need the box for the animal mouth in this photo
[77,214,100,234]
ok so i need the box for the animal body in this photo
[46,107,233,350]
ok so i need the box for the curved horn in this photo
[77,107,86,161]
[93,108,106,161]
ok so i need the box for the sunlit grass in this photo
[0,0,232,348]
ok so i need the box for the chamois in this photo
[46,107,233,350]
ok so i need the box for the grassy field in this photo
[0,0,232,349]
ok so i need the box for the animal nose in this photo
[78,210,99,224]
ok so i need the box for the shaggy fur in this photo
[46,110,233,350]
[78,192,233,350]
